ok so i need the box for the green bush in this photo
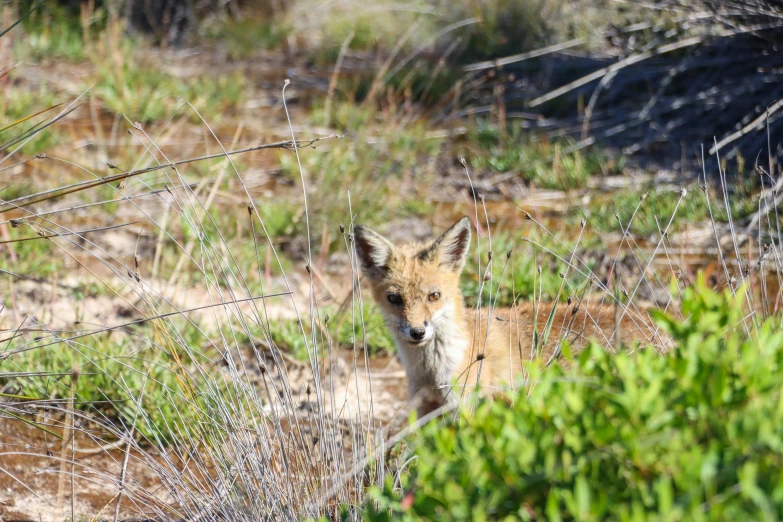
[367,277,783,520]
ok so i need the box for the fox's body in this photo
[355,217,652,416]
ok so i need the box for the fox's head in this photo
[353,217,472,346]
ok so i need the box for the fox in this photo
[354,216,656,416]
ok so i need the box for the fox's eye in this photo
[387,294,403,305]
[428,292,441,302]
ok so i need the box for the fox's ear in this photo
[424,216,471,272]
[354,225,395,281]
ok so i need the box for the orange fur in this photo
[354,217,654,416]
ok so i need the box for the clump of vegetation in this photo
[93,51,247,122]
[15,4,105,62]
[368,278,783,520]
[271,303,395,359]
[467,122,619,190]
[199,14,290,60]
[0,85,65,155]
[460,231,593,307]
[577,182,758,237]
[270,318,311,360]
[442,0,656,63]
[333,303,396,355]
[3,328,212,442]
[278,104,443,246]
[441,0,553,63]
[0,227,64,279]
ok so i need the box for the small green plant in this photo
[270,318,311,360]
[333,303,395,356]
[271,303,395,360]
[93,52,247,122]
[368,277,783,520]
[577,184,757,237]
[0,226,63,278]
[2,328,213,442]
[460,231,587,307]
[0,84,64,155]
[200,15,290,60]
[15,4,102,62]
[468,123,616,190]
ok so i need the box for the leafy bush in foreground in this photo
[367,279,783,521]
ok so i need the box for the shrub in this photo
[367,277,783,520]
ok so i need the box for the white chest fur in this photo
[393,306,469,409]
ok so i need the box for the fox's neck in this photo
[394,300,471,409]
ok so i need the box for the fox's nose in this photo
[410,327,426,341]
